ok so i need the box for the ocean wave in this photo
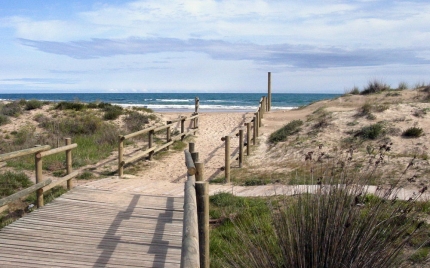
[116,103,297,111]
[155,99,194,102]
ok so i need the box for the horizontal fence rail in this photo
[118,113,199,177]
[181,145,209,268]
[0,138,79,210]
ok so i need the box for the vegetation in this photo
[269,120,303,143]
[0,171,32,197]
[361,80,391,95]
[210,186,428,267]
[123,111,154,132]
[24,99,43,110]
[1,101,21,117]
[403,127,424,138]
[356,123,385,140]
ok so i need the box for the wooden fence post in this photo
[196,181,209,268]
[195,162,204,182]
[65,138,73,190]
[181,117,185,141]
[239,129,244,168]
[148,130,154,160]
[189,142,195,153]
[225,136,230,183]
[262,97,266,117]
[118,136,124,177]
[167,121,172,150]
[246,122,251,155]
[35,152,43,208]
[268,72,272,111]
[253,117,257,145]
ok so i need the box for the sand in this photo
[1,89,430,199]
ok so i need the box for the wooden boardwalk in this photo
[0,187,184,268]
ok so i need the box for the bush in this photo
[0,171,32,197]
[55,101,86,111]
[1,101,21,117]
[403,127,424,138]
[123,111,151,132]
[361,80,390,95]
[211,183,426,267]
[103,106,123,120]
[356,123,384,140]
[398,82,408,90]
[346,86,360,95]
[269,120,303,143]
[25,99,43,110]
[0,114,10,126]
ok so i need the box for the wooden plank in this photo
[0,179,52,207]
[36,143,77,158]
[0,145,50,162]
[0,188,185,267]
[122,146,157,165]
[42,170,79,192]
[123,125,157,140]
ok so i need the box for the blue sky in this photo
[0,0,429,93]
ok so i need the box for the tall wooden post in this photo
[35,153,43,208]
[225,136,230,183]
[181,117,185,141]
[239,129,244,168]
[196,181,209,268]
[65,138,73,190]
[253,117,257,145]
[148,130,154,160]
[268,72,272,111]
[118,136,124,177]
[246,122,251,155]
[167,121,172,150]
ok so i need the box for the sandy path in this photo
[83,112,254,195]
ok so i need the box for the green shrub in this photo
[403,127,424,138]
[25,99,43,110]
[55,101,86,111]
[211,184,425,267]
[103,106,123,120]
[269,120,303,143]
[356,123,384,140]
[1,101,21,117]
[398,82,408,90]
[123,111,151,132]
[0,171,32,197]
[361,80,390,95]
[409,247,430,263]
[0,114,10,126]
[346,86,360,95]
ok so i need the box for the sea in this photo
[0,93,340,112]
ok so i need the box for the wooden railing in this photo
[0,138,79,209]
[118,113,199,176]
[222,95,269,183]
[181,143,209,268]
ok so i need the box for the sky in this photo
[0,0,429,94]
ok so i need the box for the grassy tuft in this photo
[269,120,303,143]
[361,80,391,95]
[24,99,43,110]
[403,127,424,138]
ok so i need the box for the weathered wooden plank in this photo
[0,179,52,207]
[36,143,77,158]
[0,187,185,267]
[0,145,50,162]
[42,170,79,192]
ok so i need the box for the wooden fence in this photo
[222,96,269,182]
[0,138,79,210]
[181,143,209,268]
[118,113,199,176]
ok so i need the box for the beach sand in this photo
[1,88,429,198]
